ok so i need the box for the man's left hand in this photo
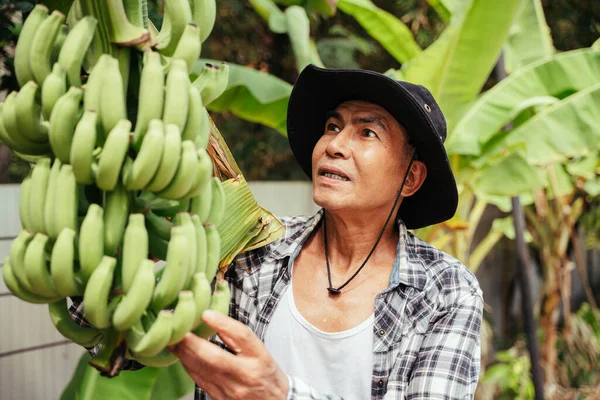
[168,310,289,400]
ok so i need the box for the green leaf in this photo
[542,164,575,198]
[193,60,293,135]
[503,0,554,73]
[285,6,316,72]
[249,0,287,33]
[447,49,600,156]
[473,153,545,197]
[424,0,452,22]
[61,353,162,400]
[337,0,421,64]
[402,0,522,125]
[481,81,600,166]
[567,154,599,180]
[306,0,338,17]
[584,179,600,196]
[490,216,532,242]
[151,362,195,399]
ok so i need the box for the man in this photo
[169,65,483,399]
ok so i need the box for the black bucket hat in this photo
[287,64,458,229]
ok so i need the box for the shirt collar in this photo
[269,209,427,291]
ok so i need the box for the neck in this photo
[321,205,399,273]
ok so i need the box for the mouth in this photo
[318,166,350,182]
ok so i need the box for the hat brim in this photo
[287,65,458,229]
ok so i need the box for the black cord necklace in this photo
[324,155,416,295]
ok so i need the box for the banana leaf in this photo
[61,353,193,400]
[447,48,600,156]
[503,0,554,73]
[424,0,452,22]
[567,153,598,180]
[472,153,545,197]
[192,60,292,135]
[337,0,421,64]
[477,81,600,166]
[285,6,323,71]
[401,0,522,126]
[204,116,285,271]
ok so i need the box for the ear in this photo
[401,160,427,197]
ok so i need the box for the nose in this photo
[325,127,351,159]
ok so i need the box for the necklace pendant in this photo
[327,287,341,295]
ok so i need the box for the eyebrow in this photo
[325,110,388,132]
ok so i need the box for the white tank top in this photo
[264,283,374,399]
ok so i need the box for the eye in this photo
[326,123,340,132]
[363,129,377,138]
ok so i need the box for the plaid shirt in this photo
[71,210,483,399]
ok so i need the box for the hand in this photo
[168,310,289,400]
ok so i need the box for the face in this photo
[311,100,427,214]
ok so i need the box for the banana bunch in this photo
[2,0,236,373]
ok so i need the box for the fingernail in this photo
[202,309,218,321]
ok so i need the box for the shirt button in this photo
[267,299,275,308]
[378,329,385,336]
[378,379,384,387]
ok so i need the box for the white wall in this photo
[0,181,316,400]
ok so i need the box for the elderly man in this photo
[169,65,484,399]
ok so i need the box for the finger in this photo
[169,333,239,373]
[202,310,263,357]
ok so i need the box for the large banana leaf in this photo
[503,0,554,73]
[472,153,545,197]
[337,0,421,64]
[447,48,600,155]
[401,0,522,126]
[193,60,292,135]
[285,6,324,71]
[476,81,600,166]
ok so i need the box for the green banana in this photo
[145,211,172,241]
[174,212,197,287]
[132,52,164,150]
[41,63,67,120]
[54,164,79,235]
[113,259,155,331]
[184,147,213,200]
[28,158,51,234]
[193,280,231,339]
[193,62,229,106]
[121,214,149,292]
[29,10,65,86]
[96,119,131,191]
[19,175,32,231]
[162,59,189,131]
[70,110,98,184]
[99,56,127,135]
[190,271,211,328]
[204,222,221,283]
[207,177,226,226]
[156,140,199,200]
[151,226,189,311]
[181,85,207,146]
[131,347,178,368]
[43,158,62,239]
[191,0,217,43]
[58,15,98,87]
[145,124,182,192]
[2,256,59,304]
[168,290,196,345]
[150,198,190,218]
[49,86,84,163]
[104,183,130,256]
[49,298,102,347]
[156,0,192,56]
[128,310,173,357]
[105,0,151,47]
[79,203,105,282]
[172,24,201,72]
[83,255,117,329]
[2,92,21,143]
[189,179,212,221]
[66,0,83,28]
[195,108,211,150]
[50,228,80,297]
[83,54,110,112]
[15,81,49,143]
[191,214,208,276]
[126,119,164,190]
[50,25,68,65]
[9,230,35,292]
[14,5,48,86]
[1,93,51,155]
[24,233,60,298]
